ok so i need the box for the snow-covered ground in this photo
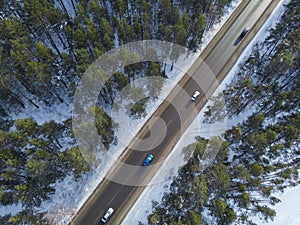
[256,186,300,225]
[9,101,71,125]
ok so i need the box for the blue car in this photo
[143,154,154,166]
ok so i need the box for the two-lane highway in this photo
[70,0,281,224]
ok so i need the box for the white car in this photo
[191,91,200,101]
[101,207,114,223]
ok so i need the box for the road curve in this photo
[70,0,281,224]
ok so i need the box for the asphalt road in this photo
[70,0,281,224]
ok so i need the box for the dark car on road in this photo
[240,27,249,38]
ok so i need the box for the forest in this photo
[0,0,235,224]
[146,0,300,224]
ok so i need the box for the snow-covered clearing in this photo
[9,100,71,125]
[255,186,300,225]
[0,203,23,218]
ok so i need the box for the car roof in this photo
[107,207,114,213]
